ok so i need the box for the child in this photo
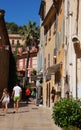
[0,88,10,113]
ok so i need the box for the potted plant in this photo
[52,98,81,130]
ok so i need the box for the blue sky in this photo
[0,0,41,26]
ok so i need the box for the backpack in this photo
[25,89,30,96]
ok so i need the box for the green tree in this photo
[52,98,81,130]
[6,22,19,34]
[19,21,40,86]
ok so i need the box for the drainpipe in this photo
[72,36,80,99]
[72,0,79,99]
[76,0,79,35]
[64,0,70,97]
[68,10,73,93]
[75,0,79,99]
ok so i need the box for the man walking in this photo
[12,83,22,113]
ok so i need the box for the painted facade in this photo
[8,33,38,86]
[39,0,65,107]
[39,0,81,108]
[9,34,24,53]
[9,34,23,46]
[16,48,38,84]
[65,0,81,99]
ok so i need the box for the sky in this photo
[0,0,41,26]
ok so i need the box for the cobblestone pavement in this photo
[0,100,61,130]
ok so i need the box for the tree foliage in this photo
[6,21,40,42]
[6,22,19,34]
[52,98,81,129]
[19,21,40,48]
[19,21,40,86]
[6,20,40,86]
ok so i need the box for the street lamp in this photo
[72,35,80,47]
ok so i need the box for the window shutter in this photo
[62,19,65,44]
[48,54,50,67]
[55,32,60,51]
[57,32,60,50]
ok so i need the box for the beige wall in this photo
[43,1,65,107]
[78,0,81,42]
[43,23,55,106]
[45,0,53,15]
[40,0,81,102]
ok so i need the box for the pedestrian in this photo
[25,88,31,104]
[31,88,36,104]
[12,83,22,113]
[0,88,10,114]
[51,87,56,103]
[36,80,41,106]
[31,88,36,99]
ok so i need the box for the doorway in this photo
[46,83,50,107]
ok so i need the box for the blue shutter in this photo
[55,32,60,51]
[62,19,65,44]
[57,32,60,50]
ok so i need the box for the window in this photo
[48,54,50,67]
[54,14,58,34]
[12,39,14,45]
[44,1,46,19]
[19,59,23,70]
[44,57,46,71]
[55,32,60,51]
[57,32,60,50]
[17,40,19,44]
[44,28,48,45]
[48,24,51,40]
[53,48,57,64]
[62,19,65,44]
[53,57,56,64]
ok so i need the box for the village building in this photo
[9,34,38,88]
[38,0,81,108]
[39,0,65,107]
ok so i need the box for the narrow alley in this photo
[0,100,61,130]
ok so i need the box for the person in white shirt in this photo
[12,83,22,113]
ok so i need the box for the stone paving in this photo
[0,100,61,130]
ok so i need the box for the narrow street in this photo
[0,100,61,130]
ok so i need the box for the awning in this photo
[46,62,62,75]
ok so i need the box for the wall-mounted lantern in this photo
[72,35,80,55]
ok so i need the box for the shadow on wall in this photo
[0,10,10,97]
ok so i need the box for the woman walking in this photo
[0,88,10,114]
